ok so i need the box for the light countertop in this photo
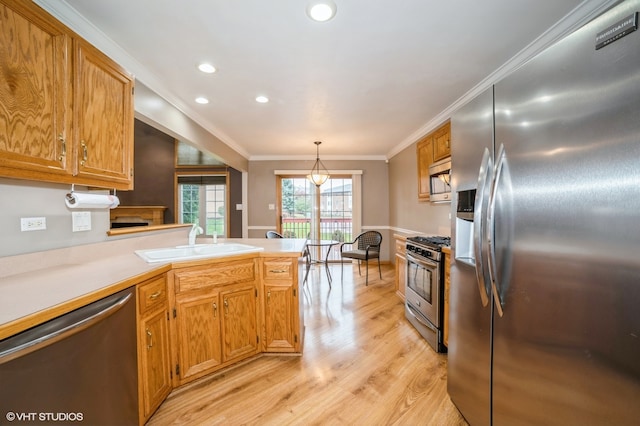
[0,232,306,340]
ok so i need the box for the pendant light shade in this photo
[307,141,330,186]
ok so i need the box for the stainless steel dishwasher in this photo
[0,287,138,425]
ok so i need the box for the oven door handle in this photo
[406,253,439,269]
[406,304,437,332]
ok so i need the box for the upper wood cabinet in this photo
[73,39,134,188]
[433,122,451,161]
[417,134,434,201]
[416,121,451,201]
[0,0,134,190]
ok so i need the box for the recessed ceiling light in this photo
[195,97,209,104]
[255,96,269,103]
[307,1,337,22]
[198,63,216,73]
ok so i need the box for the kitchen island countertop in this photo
[0,231,306,341]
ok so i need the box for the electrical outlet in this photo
[72,211,91,232]
[21,217,46,231]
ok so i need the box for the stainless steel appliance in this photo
[405,235,450,353]
[0,288,138,425]
[448,2,640,424]
[428,157,452,202]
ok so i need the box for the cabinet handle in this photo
[213,302,217,318]
[149,291,162,300]
[58,134,66,161]
[270,269,286,273]
[223,299,229,315]
[80,141,88,166]
[146,329,153,349]
[267,290,271,305]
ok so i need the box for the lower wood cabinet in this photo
[394,236,407,300]
[134,253,303,421]
[171,257,260,386]
[261,257,302,352]
[136,273,172,425]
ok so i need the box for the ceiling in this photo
[38,0,613,161]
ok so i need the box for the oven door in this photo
[405,252,441,328]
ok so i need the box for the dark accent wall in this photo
[120,119,243,236]
[117,119,176,223]
[228,168,242,238]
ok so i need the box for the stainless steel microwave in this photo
[428,157,451,202]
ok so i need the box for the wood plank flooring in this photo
[148,263,468,425]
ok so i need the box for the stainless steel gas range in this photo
[404,236,450,353]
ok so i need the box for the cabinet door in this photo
[221,285,258,362]
[264,283,296,352]
[175,292,222,381]
[395,252,407,300]
[0,1,71,179]
[73,39,133,189]
[417,135,433,200]
[433,122,451,161]
[139,308,171,421]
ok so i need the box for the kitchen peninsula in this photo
[0,228,307,424]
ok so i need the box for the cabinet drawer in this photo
[395,239,406,255]
[174,259,257,293]
[262,258,294,280]
[138,275,167,314]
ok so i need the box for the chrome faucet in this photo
[188,223,203,246]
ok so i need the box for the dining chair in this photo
[339,231,382,285]
[265,231,284,238]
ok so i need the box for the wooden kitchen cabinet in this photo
[443,248,451,348]
[417,134,434,201]
[432,122,451,162]
[0,0,134,190]
[72,38,134,189]
[261,257,302,352]
[220,285,258,361]
[416,121,451,200]
[171,258,260,386]
[136,274,171,425]
[394,236,407,300]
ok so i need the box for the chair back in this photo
[357,231,382,251]
[266,231,284,238]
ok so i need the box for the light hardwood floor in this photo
[148,263,468,425]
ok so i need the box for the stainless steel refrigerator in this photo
[448,1,640,424]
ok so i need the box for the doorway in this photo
[277,175,353,261]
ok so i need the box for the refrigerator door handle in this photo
[473,148,493,307]
[487,144,507,317]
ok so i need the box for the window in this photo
[177,174,227,237]
[278,175,354,261]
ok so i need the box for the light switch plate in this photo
[72,211,91,232]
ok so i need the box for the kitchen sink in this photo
[135,243,264,263]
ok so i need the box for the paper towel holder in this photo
[65,184,118,206]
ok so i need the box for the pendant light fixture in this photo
[307,141,330,187]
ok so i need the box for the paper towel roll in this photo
[65,193,120,209]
